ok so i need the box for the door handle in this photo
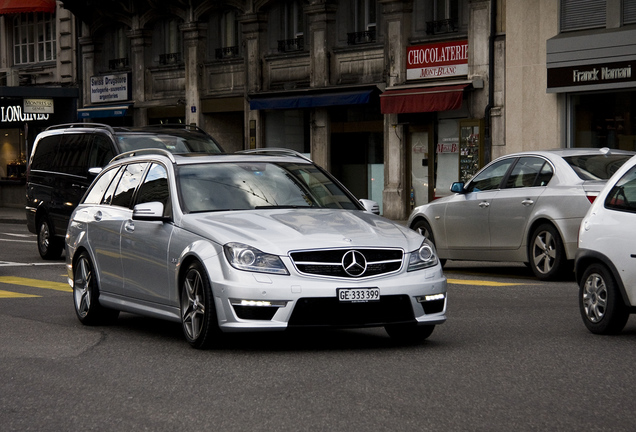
[94,211,102,221]
[478,201,490,208]
[521,199,534,206]
[124,220,135,232]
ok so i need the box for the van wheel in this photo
[37,216,64,260]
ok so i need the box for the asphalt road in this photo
[1,222,636,431]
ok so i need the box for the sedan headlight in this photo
[223,242,289,275]
[407,238,439,271]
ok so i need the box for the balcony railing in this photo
[215,46,239,59]
[347,29,376,45]
[109,57,129,70]
[277,36,304,53]
[159,52,182,65]
[425,19,458,35]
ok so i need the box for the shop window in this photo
[570,90,636,150]
[624,0,636,25]
[560,0,606,32]
[277,0,304,52]
[348,0,377,44]
[13,12,56,65]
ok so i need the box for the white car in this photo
[576,154,636,334]
[408,148,635,280]
[66,149,447,348]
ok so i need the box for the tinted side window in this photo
[84,167,121,204]
[505,157,549,189]
[88,135,116,168]
[466,159,515,193]
[111,163,148,208]
[56,133,92,176]
[605,166,636,212]
[136,163,171,216]
[31,135,61,171]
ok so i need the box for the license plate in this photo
[337,288,380,303]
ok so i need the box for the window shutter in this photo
[625,0,636,24]
[560,0,606,32]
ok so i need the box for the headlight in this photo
[223,242,289,275]
[407,238,439,271]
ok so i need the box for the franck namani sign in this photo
[407,40,468,81]
[90,73,131,104]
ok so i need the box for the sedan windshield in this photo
[563,154,633,180]
[177,162,360,213]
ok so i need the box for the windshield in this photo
[177,162,359,213]
[563,154,632,180]
[117,133,223,154]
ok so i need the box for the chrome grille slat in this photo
[290,248,404,278]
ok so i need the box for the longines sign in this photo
[547,60,634,91]
[407,40,468,81]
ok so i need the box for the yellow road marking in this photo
[447,278,525,287]
[0,290,40,298]
[0,276,72,292]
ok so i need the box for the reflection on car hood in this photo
[180,209,423,254]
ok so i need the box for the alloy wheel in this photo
[181,268,206,341]
[582,272,607,323]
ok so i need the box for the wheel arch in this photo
[526,217,566,255]
[575,248,634,310]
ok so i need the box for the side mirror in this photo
[359,199,380,215]
[88,167,102,177]
[133,201,168,221]
[450,182,466,194]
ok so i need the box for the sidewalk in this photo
[0,207,27,225]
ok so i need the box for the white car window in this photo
[605,165,636,212]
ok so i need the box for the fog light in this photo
[416,293,446,302]
[231,299,287,307]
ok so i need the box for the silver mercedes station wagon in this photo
[66,149,447,348]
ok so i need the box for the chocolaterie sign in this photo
[407,40,468,81]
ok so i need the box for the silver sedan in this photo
[407,148,635,280]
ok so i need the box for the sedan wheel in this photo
[73,252,119,325]
[529,223,567,280]
[579,263,629,335]
[37,217,64,260]
[180,261,220,349]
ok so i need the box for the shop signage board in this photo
[90,72,131,104]
[547,60,634,92]
[407,40,468,81]
[1,105,49,123]
[23,98,54,114]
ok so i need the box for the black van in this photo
[26,123,224,259]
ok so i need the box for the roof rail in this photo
[110,148,176,163]
[140,123,208,134]
[236,148,312,162]
[45,122,115,134]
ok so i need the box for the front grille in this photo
[288,295,415,327]
[290,248,403,278]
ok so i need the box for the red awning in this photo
[0,0,56,14]
[380,84,468,114]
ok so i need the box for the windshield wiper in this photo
[254,205,313,209]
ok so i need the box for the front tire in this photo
[180,261,221,349]
[385,323,435,343]
[37,216,64,260]
[579,263,630,335]
[528,223,567,281]
[73,252,119,325]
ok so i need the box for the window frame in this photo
[13,12,56,65]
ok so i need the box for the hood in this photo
[179,209,424,255]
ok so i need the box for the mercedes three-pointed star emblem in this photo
[342,250,367,277]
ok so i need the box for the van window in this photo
[55,133,92,176]
[31,135,61,171]
[89,135,116,168]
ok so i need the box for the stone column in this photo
[311,108,331,171]
[127,29,151,126]
[240,13,267,149]
[181,22,207,127]
[78,34,95,108]
[380,0,412,220]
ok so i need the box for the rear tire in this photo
[579,263,630,335]
[37,216,64,260]
[180,261,221,349]
[73,252,119,325]
[528,223,567,281]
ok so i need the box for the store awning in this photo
[0,0,56,14]
[249,89,373,110]
[380,84,469,114]
[77,105,131,119]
